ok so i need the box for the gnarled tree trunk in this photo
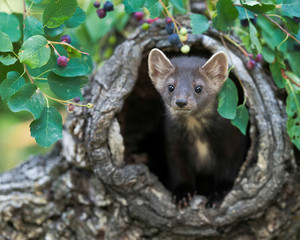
[0,18,299,240]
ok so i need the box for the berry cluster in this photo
[67,97,93,113]
[94,1,114,19]
[247,53,263,70]
[133,11,160,30]
[56,35,72,68]
[165,18,190,54]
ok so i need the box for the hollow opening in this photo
[117,47,251,205]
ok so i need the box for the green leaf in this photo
[286,90,300,150]
[270,62,286,88]
[0,31,13,52]
[123,0,145,13]
[0,71,25,102]
[212,0,239,31]
[7,83,45,119]
[47,72,88,100]
[249,21,261,57]
[282,16,300,35]
[30,107,63,147]
[170,0,187,13]
[286,71,300,91]
[262,46,275,63]
[235,6,255,20]
[282,0,300,18]
[0,13,21,42]
[287,51,300,78]
[270,48,286,88]
[45,24,65,37]
[24,16,45,41]
[19,35,51,69]
[0,54,18,66]
[231,104,249,135]
[52,58,89,77]
[240,0,275,13]
[43,0,77,28]
[217,78,238,119]
[145,0,164,18]
[64,7,86,28]
[190,14,209,34]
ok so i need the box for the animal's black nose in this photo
[176,99,188,108]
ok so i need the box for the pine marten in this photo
[148,48,247,202]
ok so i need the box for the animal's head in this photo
[148,48,228,116]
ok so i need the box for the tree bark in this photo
[0,18,299,240]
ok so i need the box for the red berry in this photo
[73,96,80,103]
[247,59,256,70]
[93,1,100,8]
[57,56,68,67]
[68,104,75,112]
[255,53,263,62]
[97,8,106,18]
[166,17,172,24]
[134,12,144,21]
[60,35,71,43]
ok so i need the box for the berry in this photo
[166,22,174,34]
[68,104,75,112]
[255,53,263,62]
[103,1,114,11]
[57,56,68,67]
[60,35,71,43]
[168,33,180,45]
[181,45,190,54]
[180,27,188,35]
[165,17,172,24]
[247,59,256,70]
[240,19,249,27]
[141,22,149,30]
[293,17,300,23]
[97,8,106,18]
[179,34,188,42]
[87,103,94,108]
[134,12,144,21]
[73,96,80,103]
[250,17,257,25]
[93,1,100,8]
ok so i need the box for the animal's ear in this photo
[148,48,174,86]
[201,51,228,92]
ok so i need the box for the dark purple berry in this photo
[57,56,68,67]
[166,22,174,34]
[103,1,114,11]
[73,96,80,103]
[168,33,180,45]
[240,19,249,27]
[134,12,144,21]
[68,104,75,112]
[93,1,100,8]
[293,17,300,23]
[165,17,172,24]
[250,17,257,25]
[60,35,71,43]
[97,8,106,18]
[255,53,263,62]
[247,59,256,70]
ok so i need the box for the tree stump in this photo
[0,19,299,240]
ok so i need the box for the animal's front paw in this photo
[172,184,196,208]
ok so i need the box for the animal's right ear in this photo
[148,48,174,85]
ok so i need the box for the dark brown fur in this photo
[148,49,247,201]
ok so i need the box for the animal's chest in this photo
[183,116,215,172]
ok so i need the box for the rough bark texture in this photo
[0,18,299,240]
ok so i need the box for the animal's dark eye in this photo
[195,85,202,94]
[168,85,175,93]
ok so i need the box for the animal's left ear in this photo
[201,51,228,92]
